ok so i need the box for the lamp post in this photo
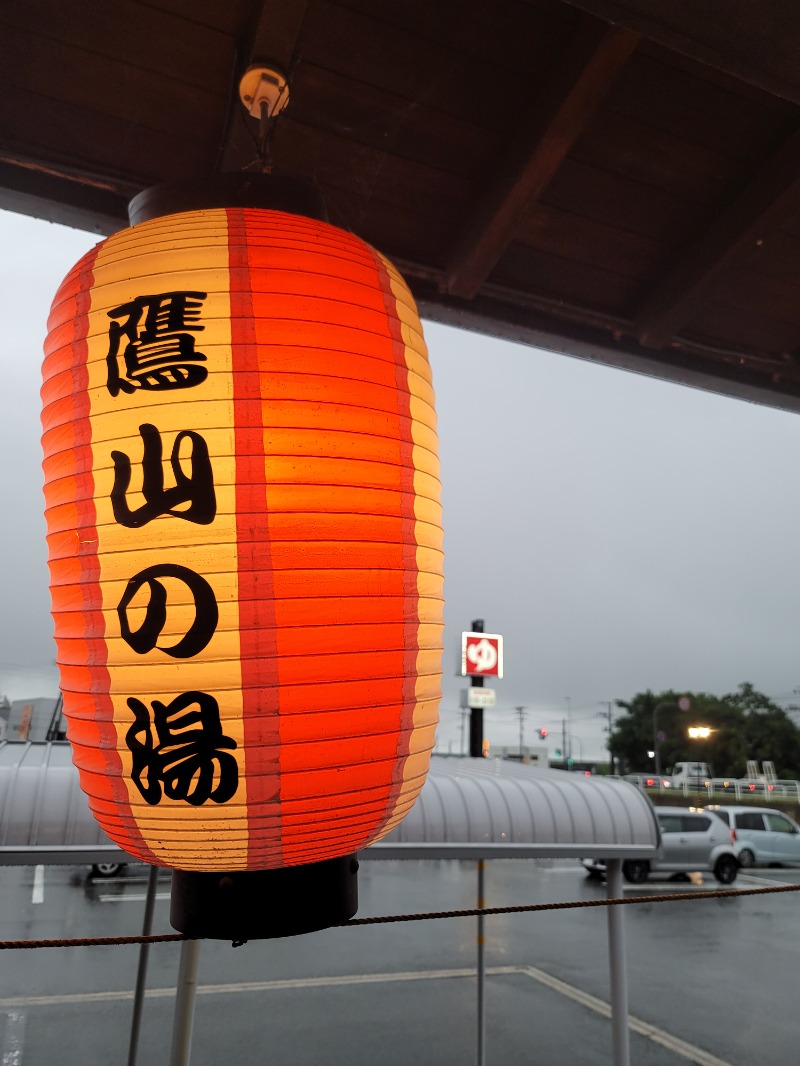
[652,697,691,775]
[651,703,668,776]
[652,695,691,771]
[568,734,582,766]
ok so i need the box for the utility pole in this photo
[565,697,572,763]
[562,718,567,770]
[515,705,526,757]
[459,709,468,756]
[600,701,615,774]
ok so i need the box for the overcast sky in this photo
[4,208,800,761]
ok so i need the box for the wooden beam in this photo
[634,123,800,349]
[559,0,800,108]
[243,0,309,72]
[218,0,309,173]
[444,17,640,300]
[405,275,800,416]
[0,158,130,235]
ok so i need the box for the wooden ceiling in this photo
[5,0,800,410]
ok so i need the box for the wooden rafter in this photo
[634,123,800,349]
[444,16,640,300]
[559,0,800,107]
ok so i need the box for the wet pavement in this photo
[1,858,798,1064]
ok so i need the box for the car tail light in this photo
[749,784,756,791]
[730,829,737,843]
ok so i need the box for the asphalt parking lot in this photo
[1,858,799,1064]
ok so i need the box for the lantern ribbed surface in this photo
[41,208,443,871]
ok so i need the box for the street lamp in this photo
[569,734,582,768]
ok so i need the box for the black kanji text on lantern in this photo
[111,423,217,527]
[106,291,208,395]
[126,691,238,805]
[117,563,219,658]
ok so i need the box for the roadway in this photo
[1,858,798,1064]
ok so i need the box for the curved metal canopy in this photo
[370,756,659,860]
[0,741,129,865]
[0,744,658,865]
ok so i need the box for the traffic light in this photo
[554,749,562,758]
[538,727,548,739]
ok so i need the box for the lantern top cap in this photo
[128,174,328,226]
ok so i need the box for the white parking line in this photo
[519,965,733,1066]
[0,967,509,1008]
[31,867,44,906]
[738,872,796,888]
[0,964,734,1063]
[2,1010,25,1065]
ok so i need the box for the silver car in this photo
[706,805,800,868]
[583,806,739,884]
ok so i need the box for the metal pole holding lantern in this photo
[169,939,202,1066]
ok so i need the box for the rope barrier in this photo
[2,879,799,948]
[344,880,800,924]
[0,933,186,949]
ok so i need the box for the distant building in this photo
[7,697,65,742]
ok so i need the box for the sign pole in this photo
[461,620,502,757]
[469,619,484,757]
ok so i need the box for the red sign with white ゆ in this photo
[461,633,503,678]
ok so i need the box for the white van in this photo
[667,762,712,785]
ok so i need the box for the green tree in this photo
[611,689,741,775]
[721,682,800,779]
[610,682,800,779]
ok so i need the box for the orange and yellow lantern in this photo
[42,198,443,876]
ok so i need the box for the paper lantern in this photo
[41,192,443,882]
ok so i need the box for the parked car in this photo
[90,861,126,878]
[582,806,739,884]
[706,805,800,867]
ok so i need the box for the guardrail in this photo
[620,775,800,802]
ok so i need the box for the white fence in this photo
[621,773,800,802]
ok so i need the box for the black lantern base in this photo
[170,854,359,941]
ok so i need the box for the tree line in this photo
[608,682,800,779]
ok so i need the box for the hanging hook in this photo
[239,64,289,175]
